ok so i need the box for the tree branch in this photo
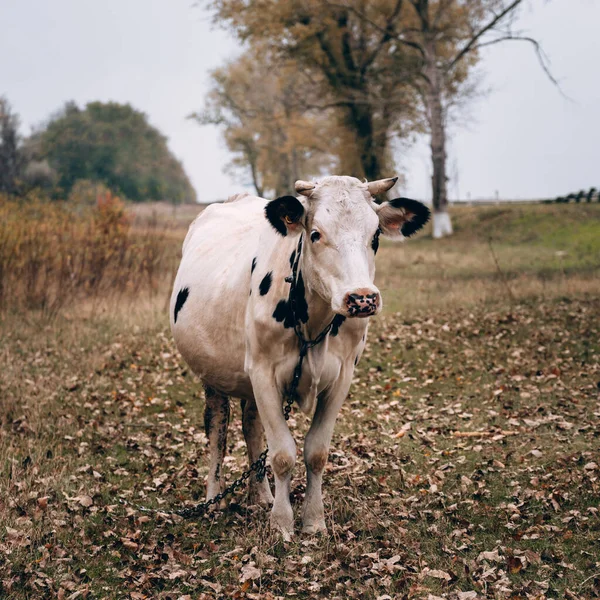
[324,0,426,57]
[360,0,404,73]
[446,0,524,72]
[410,0,430,32]
[473,34,566,95]
[338,12,358,75]
[432,0,454,29]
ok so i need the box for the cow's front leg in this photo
[302,371,352,534]
[241,397,274,507]
[203,384,230,503]
[250,368,296,540]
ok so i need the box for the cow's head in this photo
[265,176,429,318]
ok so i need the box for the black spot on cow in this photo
[372,227,381,254]
[216,403,230,475]
[274,293,299,327]
[273,299,294,328]
[294,272,309,323]
[251,257,257,274]
[204,402,213,439]
[289,250,296,269]
[354,355,359,366]
[259,272,273,296]
[174,287,189,324]
[331,314,346,336]
[273,270,309,328]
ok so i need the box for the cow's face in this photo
[266,176,429,319]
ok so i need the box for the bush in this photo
[67,179,111,208]
[21,159,58,191]
[0,192,176,318]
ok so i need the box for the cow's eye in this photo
[310,230,321,243]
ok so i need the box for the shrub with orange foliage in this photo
[0,191,177,318]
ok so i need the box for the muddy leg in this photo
[203,384,230,502]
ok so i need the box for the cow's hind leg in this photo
[241,397,274,508]
[203,384,230,502]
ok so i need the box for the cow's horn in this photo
[295,180,316,197]
[367,177,398,195]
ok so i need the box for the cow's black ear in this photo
[378,197,430,238]
[265,196,305,236]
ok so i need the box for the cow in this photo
[170,175,429,539]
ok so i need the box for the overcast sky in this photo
[1,0,599,202]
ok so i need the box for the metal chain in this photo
[120,234,337,520]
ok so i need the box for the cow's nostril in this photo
[345,290,380,314]
[345,294,362,306]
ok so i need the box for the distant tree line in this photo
[0,97,196,204]
[551,188,598,204]
[0,97,24,196]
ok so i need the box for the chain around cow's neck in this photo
[120,231,338,519]
[289,234,337,353]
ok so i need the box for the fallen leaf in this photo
[240,562,261,582]
[74,495,93,508]
[422,568,452,581]
[507,556,523,574]
[478,549,502,562]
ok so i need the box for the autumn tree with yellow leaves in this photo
[192,46,343,198]
[198,2,422,196]
[202,0,551,235]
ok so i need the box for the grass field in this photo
[0,202,599,599]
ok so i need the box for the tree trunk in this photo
[249,157,263,197]
[424,47,453,238]
[241,141,263,197]
[348,102,382,181]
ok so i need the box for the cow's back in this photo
[170,195,265,397]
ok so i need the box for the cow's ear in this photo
[377,197,430,238]
[265,195,305,237]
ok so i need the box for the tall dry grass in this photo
[0,191,179,319]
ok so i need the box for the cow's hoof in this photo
[205,496,226,512]
[248,484,274,508]
[251,497,274,510]
[274,524,293,542]
[302,519,327,535]
[270,512,294,541]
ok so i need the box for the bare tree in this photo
[396,0,555,237]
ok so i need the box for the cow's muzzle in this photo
[344,289,381,318]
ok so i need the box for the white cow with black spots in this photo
[170,175,429,538]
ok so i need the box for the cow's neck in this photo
[288,234,336,341]
[297,271,335,340]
